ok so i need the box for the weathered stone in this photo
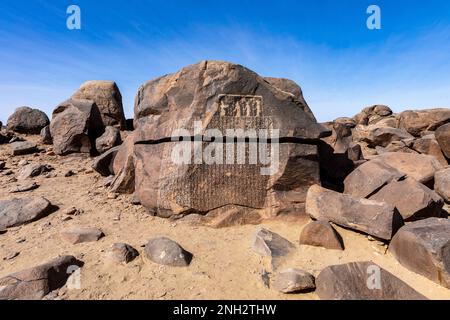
[95,126,122,154]
[253,228,295,269]
[0,256,83,300]
[9,182,39,193]
[353,105,393,125]
[435,123,450,159]
[344,159,405,198]
[398,108,450,137]
[17,164,54,180]
[60,227,104,244]
[435,168,450,203]
[7,106,50,134]
[133,61,328,219]
[92,146,120,177]
[271,268,316,293]
[390,218,450,289]
[71,80,126,129]
[144,237,192,267]
[412,136,448,166]
[306,185,403,240]
[10,141,38,156]
[316,261,426,300]
[0,131,15,144]
[203,205,263,228]
[370,178,444,221]
[40,126,52,145]
[106,243,139,263]
[356,126,413,148]
[373,152,444,185]
[0,197,52,229]
[110,134,135,193]
[50,98,103,155]
[299,220,344,250]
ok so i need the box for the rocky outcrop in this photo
[7,106,50,134]
[133,61,329,220]
[353,105,393,126]
[390,218,450,289]
[435,123,450,159]
[71,81,126,129]
[316,261,426,300]
[306,185,403,240]
[398,108,450,137]
[0,256,84,300]
[411,135,448,166]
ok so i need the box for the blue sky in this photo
[0,0,449,123]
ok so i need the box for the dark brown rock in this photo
[95,126,122,154]
[306,185,403,240]
[50,98,103,155]
[144,237,192,267]
[271,268,316,293]
[390,218,450,289]
[0,197,52,229]
[110,133,135,193]
[435,168,450,203]
[7,106,49,134]
[370,178,444,221]
[412,135,448,166]
[316,261,426,300]
[133,61,328,219]
[398,108,450,137]
[344,159,405,198]
[373,152,444,185]
[435,123,450,159]
[299,220,344,250]
[60,227,104,244]
[71,80,126,129]
[0,255,83,300]
[10,141,38,156]
[40,126,52,145]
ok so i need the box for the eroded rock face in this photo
[7,106,50,134]
[50,99,103,155]
[435,168,450,203]
[0,256,83,300]
[316,261,426,300]
[71,81,126,129]
[0,197,52,229]
[306,185,403,240]
[390,218,450,289]
[370,178,444,221]
[398,108,450,137]
[133,61,329,220]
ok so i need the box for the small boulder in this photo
[299,220,344,250]
[17,164,54,180]
[390,218,450,289]
[106,243,139,263]
[6,106,50,134]
[9,182,39,193]
[110,134,135,193]
[92,146,120,177]
[435,123,450,159]
[253,228,295,269]
[370,178,444,221]
[0,255,83,300]
[271,269,316,293]
[10,141,38,156]
[344,159,405,198]
[435,168,450,203]
[95,126,122,154]
[144,237,192,267]
[40,126,52,145]
[306,185,403,240]
[316,261,426,300]
[60,227,104,244]
[0,197,52,229]
[353,105,393,125]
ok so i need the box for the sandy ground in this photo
[1,135,450,300]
